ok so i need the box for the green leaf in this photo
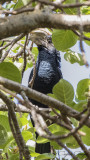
[26,47,38,69]
[22,0,31,5]
[29,146,35,153]
[52,30,78,51]
[0,125,8,145]
[53,79,74,104]
[0,62,22,83]
[22,131,33,142]
[48,123,68,135]
[66,135,79,149]
[32,47,38,61]
[35,153,55,160]
[0,115,11,132]
[14,0,24,9]
[12,46,20,53]
[14,0,31,9]
[73,101,87,112]
[82,6,90,15]
[9,153,19,160]
[84,32,90,46]
[81,126,90,146]
[64,0,77,14]
[0,115,14,149]
[31,152,40,157]
[75,153,86,160]
[48,93,58,100]
[64,49,84,65]
[36,136,49,144]
[19,117,28,126]
[0,41,3,46]
[50,141,62,150]
[76,79,90,100]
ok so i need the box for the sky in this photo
[60,41,90,92]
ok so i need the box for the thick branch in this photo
[0,76,90,127]
[0,11,90,39]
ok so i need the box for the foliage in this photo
[0,0,90,160]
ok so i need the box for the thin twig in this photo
[0,85,24,105]
[22,34,28,77]
[28,42,36,88]
[0,91,30,160]
[8,113,23,160]
[0,76,90,127]
[0,7,34,15]
[35,0,90,9]
[76,0,89,66]
[72,29,90,41]
[0,34,24,63]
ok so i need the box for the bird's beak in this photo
[30,28,51,47]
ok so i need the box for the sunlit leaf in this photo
[14,0,24,9]
[73,100,87,112]
[22,0,31,5]
[64,0,77,14]
[35,153,55,160]
[52,79,74,104]
[81,126,90,146]
[64,49,84,65]
[52,30,78,51]
[76,79,90,100]
[0,62,22,83]
[30,152,40,157]
[36,136,49,144]
[82,6,90,15]
[22,131,33,142]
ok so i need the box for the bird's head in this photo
[30,28,54,51]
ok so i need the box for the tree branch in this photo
[35,0,90,9]
[0,91,30,160]
[0,11,90,40]
[0,76,90,127]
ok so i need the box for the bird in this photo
[28,29,62,154]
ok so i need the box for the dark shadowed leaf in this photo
[0,125,8,145]
[9,153,19,160]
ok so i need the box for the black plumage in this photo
[29,31,62,154]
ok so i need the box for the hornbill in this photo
[29,29,62,154]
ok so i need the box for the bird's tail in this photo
[30,116,51,154]
[35,142,50,154]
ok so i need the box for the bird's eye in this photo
[47,36,52,43]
